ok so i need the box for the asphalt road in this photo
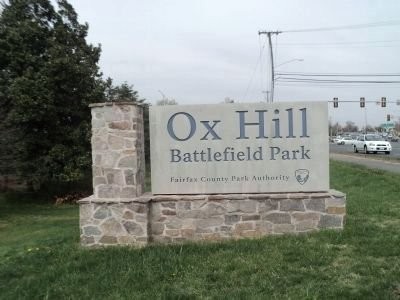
[330,141,400,158]
[329,142,400,174]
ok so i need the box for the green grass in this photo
[0,161,400,299]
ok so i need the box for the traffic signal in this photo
[333,97,338,108]
[387,114,390,121]
[360,97,365,108]
[381,97,386,107]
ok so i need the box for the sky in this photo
[67,0,400,127]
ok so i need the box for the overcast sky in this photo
[68,0,400,127]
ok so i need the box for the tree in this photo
[103,78,144,103]
[395,120,400,132]
[156,90,177,106]
[362,125,374,133]
[0,0,104,189]
[328,122,342,136]
[102,78,149,164]
[156,98,177,106]
[342,121,358,133]
[223,97,235,104]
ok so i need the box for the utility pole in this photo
[258,30,281,103]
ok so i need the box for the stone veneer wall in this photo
[79,190,346,247]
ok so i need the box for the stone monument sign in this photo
[150,102,328,194]
[79,101,345,247]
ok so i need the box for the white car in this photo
[353,134,392,154]
[336,136,355,145]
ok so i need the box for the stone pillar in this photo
[79,102,148,247]
[90,102,145,199]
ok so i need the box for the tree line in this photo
[0,0,146,191]
[329,120,400,135]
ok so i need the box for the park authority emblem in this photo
[295,169,309,185]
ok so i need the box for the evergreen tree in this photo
[103,78,144,103]
[0,0,104,189]
[102,78,149,165]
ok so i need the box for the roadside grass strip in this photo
[0,161,399,299]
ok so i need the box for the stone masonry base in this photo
[79,190,346,247]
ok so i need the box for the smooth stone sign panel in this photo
[150,102,329,194]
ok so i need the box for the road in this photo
[330,141,400,158]
[329,142,400,174]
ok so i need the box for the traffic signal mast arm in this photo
[330,97,392,107]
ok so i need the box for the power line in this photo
[279,39,400,46]
[242,38,266,102]
[278,45,400,49]
[276,72,400,77]
[278,44,400,48]
[282,20,400,33]
[275,83,400,88]
[258,34,266,100]
[275,81,400,87]
[276,78,400,83]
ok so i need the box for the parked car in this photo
[353,134,392,154]
[336,136,355,145]
[333,136,342,144]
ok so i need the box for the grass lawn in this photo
[0,161,399,299]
